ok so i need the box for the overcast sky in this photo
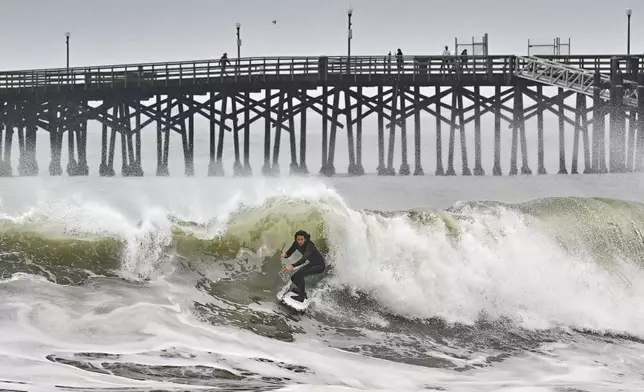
[0,0,641,71]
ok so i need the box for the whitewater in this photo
[2,174,644,391]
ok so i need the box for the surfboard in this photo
[276,282,311,312]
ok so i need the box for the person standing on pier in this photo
[396,49,404,72]
[219,53,231,76]
[460,49,469,73]
[440,46,452,74]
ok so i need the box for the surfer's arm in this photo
[292,246,313,268]
[283,242,298,258]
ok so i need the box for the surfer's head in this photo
[294,230,310,246]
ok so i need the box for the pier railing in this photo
[0,54,639,93]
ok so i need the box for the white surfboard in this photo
[276,283,311,312]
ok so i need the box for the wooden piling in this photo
[435,86,445,175]
[399,87,410,175]
[446,88,457,176]
[262,89,272,176]
[299,89,309,175]
[413,85,424,175]
[244,92,252,175]
[609,57,626,173]
[377,85,386,175]
[636,72,644,172]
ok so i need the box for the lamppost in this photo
[65,31,70,83]
[235,22,241,59]
[347,8,353,74]
[627,8,632,55]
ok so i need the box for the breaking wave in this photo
[2,184,644,337]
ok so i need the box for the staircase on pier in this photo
[513,56,638,108]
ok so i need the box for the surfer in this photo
[281,230,326,302]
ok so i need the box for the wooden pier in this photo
[0,53,641,177]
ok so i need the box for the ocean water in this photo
[1,172,644,391]
[0,89,643,390]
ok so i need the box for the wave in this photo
[2,186,644,336]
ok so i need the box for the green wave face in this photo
[0,224,124,284]
[2,195,644,286]
[514,197,644,265]
[171,195,330,259]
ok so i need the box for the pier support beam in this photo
[345,89,357,175]
[0,121,13,177]
[271,91,285,176]
[262,89,272,176]
[571,94,591,174]
[446,87,470,175]
[472,86,484,176]
[18,101,38,176]
[119,103,142,177]
[231,96,244,177]
[355,87,364,175]
[518,86,531,175]
[60,101,90,177]
[77,115,89,175]
[243,92,252,176]
[435,86,445,175]
[636,73,644,172]
[181,97,196,177]
[627,110,637,172]
[592,72,608,173]
[49,102,63,176]
[377,86,387,175]
[299,90,309,175]
[212,94,227,176]
[99,103,115,176]
[558,88,568,174]
[493,86,502,176]
[130,101,144,176]
[446,89,457,176]
[413,85,424,175]
[386,85,398,175]
[320,86,330,175]
[609,58,626,173]
[157,96,171,176]
[323,90,339,176]
[536,86,547,174]
[399,86,411,176]
[288,91,299,175]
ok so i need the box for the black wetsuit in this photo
[285,240,326,298]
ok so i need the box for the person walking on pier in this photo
[219,53,231,76]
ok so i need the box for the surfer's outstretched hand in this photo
[282,265,294,273]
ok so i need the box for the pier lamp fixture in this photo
[235,22,241,59]
[65,31,70,84]
[626,8,632,55]
[347,8,353,74]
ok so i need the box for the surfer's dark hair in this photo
[294,230,310,241]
